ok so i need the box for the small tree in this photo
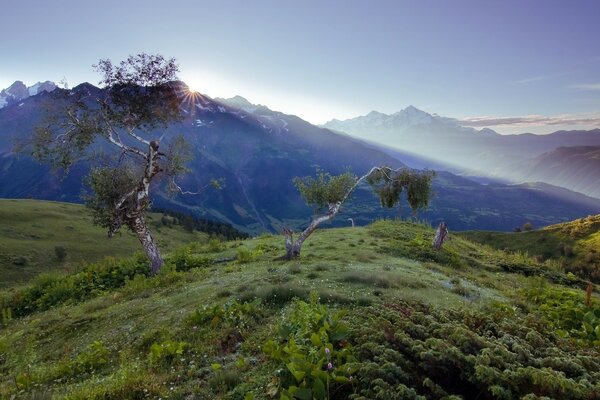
[281,167,434,259]
[29,54,191,275]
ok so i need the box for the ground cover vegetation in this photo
[0,219,598,399]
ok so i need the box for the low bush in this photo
[348,301,600,399]
[523,279,599,345]
[148,339,189,367]
[264,293,357,400]
[6,254,149,317]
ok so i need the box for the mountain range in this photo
[324,108,600,197]
[0,80,56,108]
[0,80,599,234]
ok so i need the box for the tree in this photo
[281,167,434,259]
[30,53,190,275]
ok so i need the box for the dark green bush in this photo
[6,254,149,317]
[347,301,600,399]
[54,246,67,262]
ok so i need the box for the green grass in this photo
[0,199,208,288]
[460,214,600,283]
[0,218,598,399]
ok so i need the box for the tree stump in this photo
[432,221,448,250]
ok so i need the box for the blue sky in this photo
[1,0,600,133]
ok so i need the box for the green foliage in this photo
[264,293,357,400]
[70,340,111,375]
[54,245,67,262]
[148,339,188,367]
[1,307,11,327]
[366,167,434,210]
[83,165,140,232]
[293,169,357,209]
[189,299,264,331]
[207,238,226,252]
[522,222,534,232]
[238,283,310,306]
[349,302,600,399]
[523,279,600,345]
[46,340,111,382]
[168,246,213,271]
[370,222,465,268]
[236,247,263,264]
[5,254,149,317]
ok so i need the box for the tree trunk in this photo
[131,214,163,275]
[282,227,298,260]
[280,204,340,260]
[432,221,448,250]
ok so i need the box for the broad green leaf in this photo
[293,388,312,400]
[313,378,326,400]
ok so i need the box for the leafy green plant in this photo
[523,279,599,345]
[189,299,264,331]
[6,254,150,317]
[148,339,189,367]
[206,238,226,252]
[169,247,213,271]
[264,293,356,400]
[349,301,599,399]
[236,247,263,264]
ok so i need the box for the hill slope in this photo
[1,87,600,233]
[0,199,211,288]
[0,220,598,399]
[513,146,600,198]
[460,214,600,283]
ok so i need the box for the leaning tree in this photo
[281,167,434,259]
[30,53,193,275]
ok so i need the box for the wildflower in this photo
[327,362,333,370]
[325,347,330,355]
[349,376,353,382]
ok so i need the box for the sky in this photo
[1,0,600,134]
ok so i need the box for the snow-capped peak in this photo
[0,80,57,109]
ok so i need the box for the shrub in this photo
[7,254,149,318]
[236,247,262,264]
[189,299,264,330]
[54,246,67,262]
[206,238,226,252]
[349,301,600,399]
[264,293,356,400]
[522,222,534,232]
[148,340,188,367]
[523,280,599,345]
[168,246,213,271]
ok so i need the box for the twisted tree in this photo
[30,53,191,275]
[281,167,434,259]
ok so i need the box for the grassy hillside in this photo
[0,199,209,288]
[460,214,600,283]
[0,220,598,399]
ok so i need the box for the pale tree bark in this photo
[282,203,341,260]
[131,214,163,275]
[432,221,448,250]
[281,167,432,260]
[281,167,385,260]
[108,140,165,275]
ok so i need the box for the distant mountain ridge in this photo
[324,107,600,196]
[0,80,56,108]
[513,146,600,198]
[1,84,600,233]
